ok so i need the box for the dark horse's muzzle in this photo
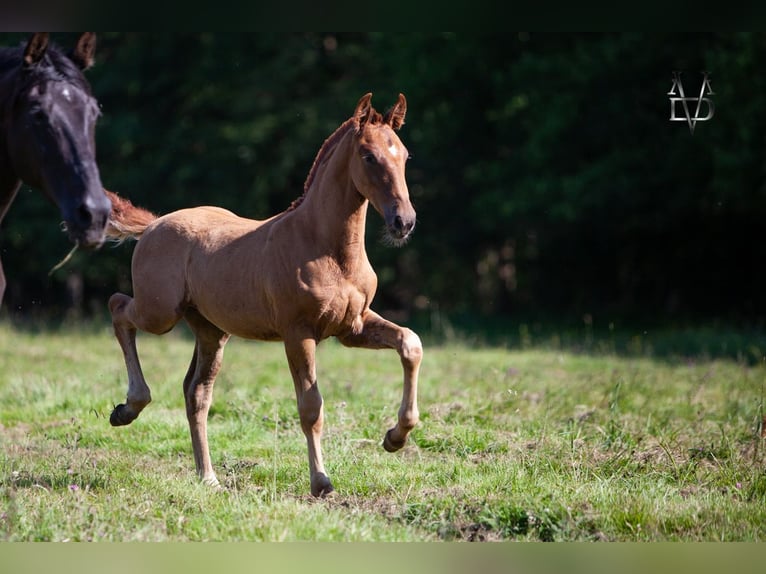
[63,191,112,248]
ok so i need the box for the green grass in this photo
[0,321,764,541]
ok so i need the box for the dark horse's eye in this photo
[363,153,377,165]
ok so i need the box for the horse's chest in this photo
[300,277,372,337]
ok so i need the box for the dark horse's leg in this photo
[182,307,230,488]
[338,310,423,452]
[284,330,334,497]
[0,181,21,305]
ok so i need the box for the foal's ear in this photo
[384,93,407,130]
[353,92,374,131]
[23,33,49,67]
[70,32,97,70]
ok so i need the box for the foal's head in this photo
[349,93,415,246]
[4,33,110,248]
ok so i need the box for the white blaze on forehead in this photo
[388,144,399,157]
[61,87,72,101]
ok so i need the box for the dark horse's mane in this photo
[288,107,387,212]
[0,40,93,115]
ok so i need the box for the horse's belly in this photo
[185,245,374,342]
[192,296,282,341]
[191,294,362,343]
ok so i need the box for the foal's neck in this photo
[296,131,369,266]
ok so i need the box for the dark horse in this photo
[0,33,111,304]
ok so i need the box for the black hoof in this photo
[311,475,335,498]
[382,429,406,452]
[315,484,335,498]
[109,404,134,427]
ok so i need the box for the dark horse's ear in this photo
[384,93,407,131]
[23,33,49,67]
[353,93,374,132]
[70,32,97,70]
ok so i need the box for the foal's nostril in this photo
[391,215,414,237]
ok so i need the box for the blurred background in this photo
[1,33,764,346]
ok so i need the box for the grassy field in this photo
[0,320,764,542]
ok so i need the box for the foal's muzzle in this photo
[385,206,416,246]
[390,214,415,238]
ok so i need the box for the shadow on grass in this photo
[2,469,109,492]
[408,311,766,364]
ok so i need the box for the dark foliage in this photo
[1,33,763,331]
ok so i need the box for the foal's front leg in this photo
[284,333,334,497]
[338,310,423,452]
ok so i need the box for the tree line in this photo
[1,32,764,333]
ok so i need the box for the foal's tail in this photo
[104,190,158,242]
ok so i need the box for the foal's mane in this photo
[288,106,388,211]
[289,118,355,211]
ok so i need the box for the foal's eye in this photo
[363,153,377,165]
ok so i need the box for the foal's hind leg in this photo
[109,293,153,425]
[108,290,183,425]
[182,308,230,488]
[338,310,423,452]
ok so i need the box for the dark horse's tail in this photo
[104,190,157,242]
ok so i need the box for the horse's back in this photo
[132,205,280,337]
[135,205,267,283]
[150,205,254,232]
[140,206,265,250]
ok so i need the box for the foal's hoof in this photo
[383,429,407,452]
[311,475,335,498]
[201,476,223,491]
[109,404,135,426]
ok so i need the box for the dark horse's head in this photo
[2,33,110,248]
